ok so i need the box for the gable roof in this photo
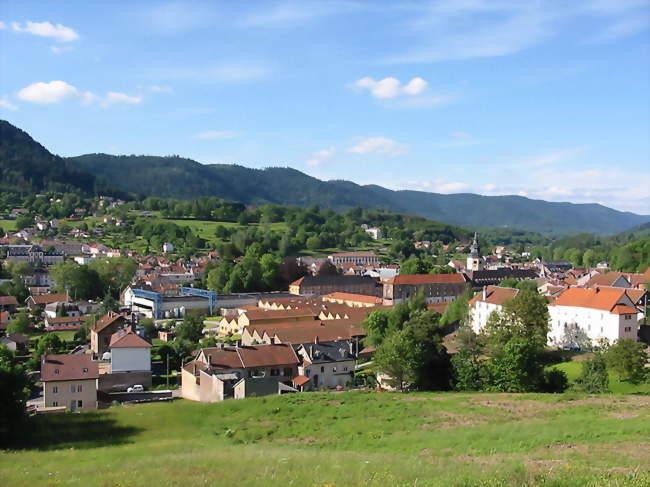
[469,286,520,306]
[28,293,69,305]
[550,286,639,313]
[198,344,299,371]
[92,311,127,333]
[110,330,152,348]
[585,272,631,288]
[322,292,383,304]
[41,354,99,382]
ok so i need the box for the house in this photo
[468,286,520,333]
[162,242,175,253]
[25,292,69,309]
[97,329,153,392]
[90,311,129,356]
[44,302,81,319]
[0,311,11,331]
[41,354,99,411]
[181,344,300,402]
[217,308,318,336]
[0,333,28,353]
[6,244,64,266]
[548,287,641,349]
[328,252,380,267]
[295,341,356,389]
[363,227,382,240]
[44,315,87,331]
[383,273,467,305]
[289,275,381,297]
[0,295,18,312]
[585,272,632,289]
[322,292,382,308]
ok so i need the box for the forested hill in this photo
[0,120,119,197]
[68,152,649,236]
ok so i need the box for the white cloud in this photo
[104,92,142,105]
[436,181,471,193]
[11,21,79,42]
[50,45,74,55]
[348,137,407,157]
[17,80,79,104]
[452,131,470,138]
[306,147,336,167]
[354,76,428,99]
[193,130,242,140]
[17,80,142,107]
[0,96,18,111]
[0,21,5,29]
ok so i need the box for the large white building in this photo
[548,287,641,348]
[468,286,520,333]
[109,330,152,373]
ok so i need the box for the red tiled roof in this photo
[292,375,310,386]
[29,293,69,305]
[92,311,127,332]
[110,331,152,348]
[41,354,99,382]
[46,315,86,325]
[611,304,639,315]
[0,296,18,306]
[237,343,300,368]
[550,287,638,313]
[469,286,520,306]
[389,273,467,285]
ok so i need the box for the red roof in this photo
[469,286,520,306]
[0,296,18,306]
[92,311,127,332]
[611,304,639,315]
[41,354,99,382]
[29,293,69,305]
[110,330,152,348]
[292,375,310,386]
[550,287,639,313]
[389,273,467,285]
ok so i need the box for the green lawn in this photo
[0,218,18,232]
[550,360,650,394]
[2,391,649,486]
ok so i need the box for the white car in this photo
[127,385,144,393]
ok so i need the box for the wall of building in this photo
[300,361,354,389]
[111,347,151,372]
[548,306,639,346]
[44,378,97,411]
[470,301,503,333]
[97,371,152,392]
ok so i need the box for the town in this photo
[1,195,648,415]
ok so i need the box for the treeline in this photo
[530,232,650,272]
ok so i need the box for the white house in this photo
[468,286,520,333]
[109,330,152,373]
[162,242,175,253]
[548,287,641,348]
[295,341,356,389]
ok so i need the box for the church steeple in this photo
[467,232,484,271]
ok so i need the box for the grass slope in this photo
[2,391,649,486]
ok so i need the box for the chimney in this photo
[482,286,487,300]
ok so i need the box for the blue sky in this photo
[1,0,649,213]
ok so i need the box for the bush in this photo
[576,354,610,393]
[540,368,569,393]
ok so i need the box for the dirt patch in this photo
[473,398,554,419]
[327,400,343,406]
[273,436,320,445]
[526,459,565,474]
[609,411,638,419]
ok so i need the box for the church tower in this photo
[467,232,484,271]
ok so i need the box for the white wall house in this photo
[468,286,520,333]
[296,341,356,390]
[109,331,152,373]
[548,287,641,349]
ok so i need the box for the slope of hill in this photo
[68,153,649,235]
[0,120,117,196]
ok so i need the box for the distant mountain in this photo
[68,153,649,236]
[0,120,118,196]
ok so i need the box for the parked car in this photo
[127,384,144,393]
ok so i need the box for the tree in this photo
[576,353,610,393]
[140,318,156,338]
[316,260,338,276]
[485,337,545,392]
[400,256,429,275]
[374,329,420,391]
[363,309,390,346]
[7,311,30,334]
[605,339,647,384]
[405,310,452,390]
[0,346,30,447]
[176,314,204,343]
[29,333,66,370]
[15,214,34,230]
[452,349,484,391]
[260,253,281,291]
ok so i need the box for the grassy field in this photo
[2,391,649,486]
[550,360,650,394]
[0,218,18,232]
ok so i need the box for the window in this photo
[53,386,58,393]
[283,368,292,376]
[77,400,83,408]
[52,401,58,407]
[70,385,76,393]
[321,366,325,373]
[270,368,279,376]
[625,315,631,320]
[54,368,60,375]
[333,367,337,373]
[624,326,632,332]
[78,384,82,392]
[343,367,348,372]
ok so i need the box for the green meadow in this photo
[2,391,649,486]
